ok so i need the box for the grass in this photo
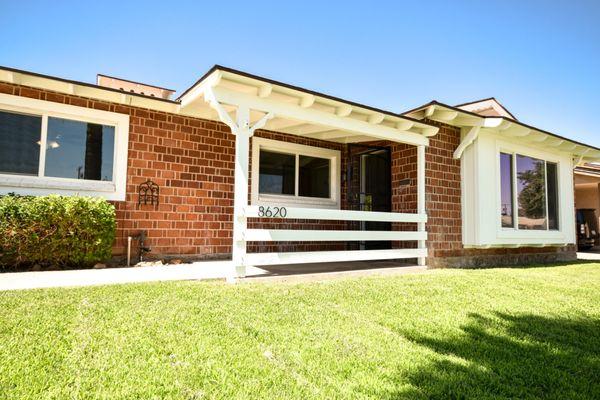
[1,263,599,399]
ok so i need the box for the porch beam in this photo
[265,118,305,130]
[302,130,352,140]
[210,86,429,146]
[284,123,334,136]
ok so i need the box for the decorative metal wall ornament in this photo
[138,180,159,207]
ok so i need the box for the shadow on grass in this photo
[383,312,600,399]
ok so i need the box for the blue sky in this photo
[1,0,599,144]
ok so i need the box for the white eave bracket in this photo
[575,149,590,166]
[453,126,481,159]
[204,87,274,136]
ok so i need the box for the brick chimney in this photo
[97,74,175,100]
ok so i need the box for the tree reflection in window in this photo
[517,155,547,230]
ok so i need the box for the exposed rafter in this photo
[257,84,272,98]
[209,85,430,146]
[299,94,315,108]
[335,104,352,117]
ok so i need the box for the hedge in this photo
[0,194,116,269]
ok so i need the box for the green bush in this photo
[0,194,116,269]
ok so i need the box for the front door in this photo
[347,144,392,250]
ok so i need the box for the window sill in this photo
[497,229,565,240]
[0,175,116,194]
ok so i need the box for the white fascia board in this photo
[179,71,223,108]
[0,69,180,114]
[210,86,429,146]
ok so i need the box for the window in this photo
[299,155,330,198]
[0,110,41,176]
[259,151,295,195]
[499,153,514,228]
[499,151,559,231]
[0,110,115,182]
[45,117,115,181]
[0,93,129,200]
[252,137,340,208]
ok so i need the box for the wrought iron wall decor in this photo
[138,180,159,207]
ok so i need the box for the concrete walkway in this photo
[0,261,233,291]
[0,259,425,291]
[577,251,600,261]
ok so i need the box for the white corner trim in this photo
[0,93,129,201]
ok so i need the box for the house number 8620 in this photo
[257,206,287,218]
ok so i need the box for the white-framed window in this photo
[499,150,559,231]
[251,137,341,208]
[0,93,129,200]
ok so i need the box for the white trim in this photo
[417,144,427,265]
[496,140,561,235]
[251,137,341,209]
[245,248,427,266]
[0,93,129,200]
[244,205,427,223]
[245,229,427,242]
[461,130,575,248]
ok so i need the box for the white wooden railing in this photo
[240,206,427,267]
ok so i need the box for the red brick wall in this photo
[0,82,574,266]
[424,122,463,258]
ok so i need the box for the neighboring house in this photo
[0,65,598,276]
[574,163,600,247]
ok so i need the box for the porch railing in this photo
[240,206,427,267]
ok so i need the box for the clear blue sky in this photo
[1,0,599,144]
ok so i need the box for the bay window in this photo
[251,137,340,208]
[0,94,129,200]
[499,151,559,231]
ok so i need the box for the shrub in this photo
[0,194,116,269]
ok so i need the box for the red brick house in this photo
[1,65,598,276]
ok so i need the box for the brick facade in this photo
[0,82,575,267]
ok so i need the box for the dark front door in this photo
[347,144,392,250]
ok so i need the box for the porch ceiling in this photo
[404,101,600,163]
[178,66,438,146]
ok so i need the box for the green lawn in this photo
[1,263,599,399]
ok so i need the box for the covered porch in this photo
[178,66,439,280]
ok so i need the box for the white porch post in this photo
[231,105,251,280]
[417,145,427,266]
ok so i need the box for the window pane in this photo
[0,110,41,175]
[299,155,330,198]
[45,117,114,181]
[500,153,514,228]
[517,155,547,230]
[547,162,559,230]
[258,150,295,195]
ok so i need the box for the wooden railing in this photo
[240,206,427,267]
